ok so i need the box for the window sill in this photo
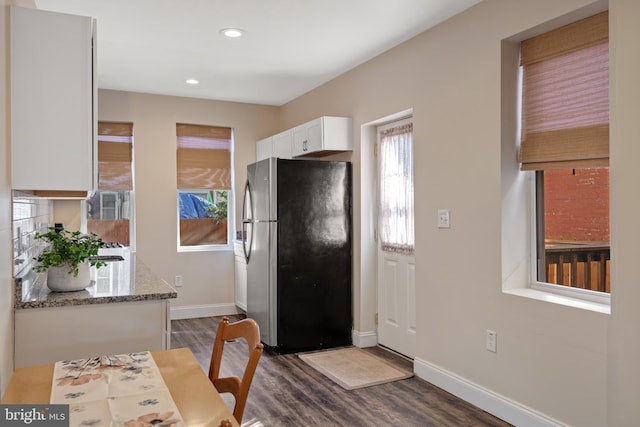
[504,287,610,315]
[177,244,232,253]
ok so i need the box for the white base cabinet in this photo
[15,300,170,368]
[292,116,352,158]
[233,240,247,311]
[10,6,96,192]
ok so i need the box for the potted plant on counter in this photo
[33,227,107,292]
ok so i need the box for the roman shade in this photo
[176,123,232,190]
[98,122,133,190]
[519,11,609,170]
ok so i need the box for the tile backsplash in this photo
[12,191,53,277]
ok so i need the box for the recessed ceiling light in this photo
[220,28,245,38]
[185,79,199,85]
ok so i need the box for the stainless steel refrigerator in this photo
[242,158,352,353]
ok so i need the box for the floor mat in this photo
[298,347,413,390]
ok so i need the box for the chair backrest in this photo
[208,316,264,424]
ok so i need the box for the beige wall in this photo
[97,90,278,309]
[4,1,640,425]
[52,200,83,231]
[278,0,629,425]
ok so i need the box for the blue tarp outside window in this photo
[179,193,213,219]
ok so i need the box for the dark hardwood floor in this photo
[171,316,512,427]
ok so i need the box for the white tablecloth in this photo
[50,351,184,427]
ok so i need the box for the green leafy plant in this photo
[33,227,106,277]
[204,190,228,224]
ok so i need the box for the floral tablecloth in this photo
[50,351,184,427]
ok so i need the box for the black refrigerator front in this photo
[244,158,352,353]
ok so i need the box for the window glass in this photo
[87,190,132,246]
[537,168,610,293]
[87,122,134,247]
[178,190,229,246]
[377,121,414,255]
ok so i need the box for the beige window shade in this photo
[520,11,608,66]
[519,11,609,171]
[176,123,232,190]
[98,122,133,190]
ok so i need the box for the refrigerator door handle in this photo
[242,179,254,263]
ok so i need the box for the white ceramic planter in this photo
[46,262,91,292]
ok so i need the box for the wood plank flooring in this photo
[171,316,513,427]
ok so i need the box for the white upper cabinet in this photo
[256,117,351,162]
[255,129,293,162]
[291,116,352,158]
[10,7,96,193]
[272,130,292,159]
[256,137,273,162]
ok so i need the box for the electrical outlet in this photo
[486,329,497,353]
[175,275,183,287]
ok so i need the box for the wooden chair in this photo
[208,316,264,424]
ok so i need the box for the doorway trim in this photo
[352,108,413,349]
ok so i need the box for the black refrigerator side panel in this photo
[276,159,352,352]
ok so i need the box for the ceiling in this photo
[35,0,481,106]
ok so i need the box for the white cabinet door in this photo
[292,118,321,156]
[305,120,323,153]
[233,241,247,311]
[291,117,352,157]
[272,130,292,159]
[10,7,96,192]
[256,137,273,161]
[292,123,310,157]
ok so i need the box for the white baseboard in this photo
[352,329,377,348]
[414,357,564,427]
[170,304,241,320]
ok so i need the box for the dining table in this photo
[1,347,239,427]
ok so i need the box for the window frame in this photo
[517,11,611,308]
[176,189,234,253]
[175,123,235,252]
[81,121,135,249]
[499,9,611,314]
[527,171,611,307]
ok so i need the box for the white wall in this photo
[0,0,14,395]
[97,90,279,313]
[278,1,626,425]
[607,0,640,425]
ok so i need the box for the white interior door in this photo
[378,251,415,357]
[376,118,416,358]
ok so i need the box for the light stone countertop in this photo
[14,250,177,309]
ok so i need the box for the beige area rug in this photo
[299,347,413,390]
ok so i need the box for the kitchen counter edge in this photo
[14,255,177,309]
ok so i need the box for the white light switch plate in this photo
[438,209,450,229]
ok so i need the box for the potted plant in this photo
[33,227,107,292]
